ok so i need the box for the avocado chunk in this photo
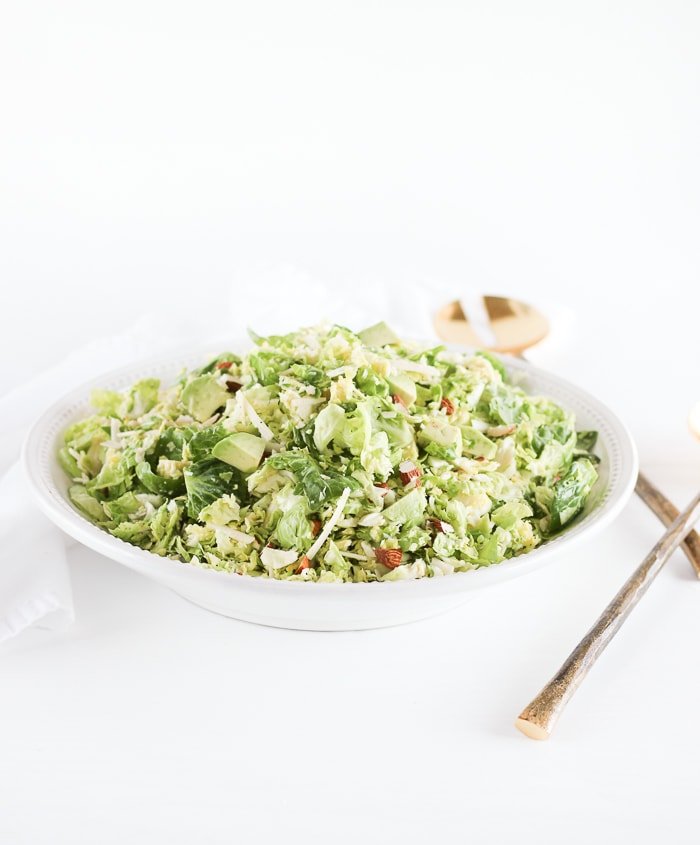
[181,376,229,423]
[460,426,498,459]
[212,432,265,473]
[358,321,400,347]
[418,418,462,452]
[382,487,426,525]
[387,371,417,407]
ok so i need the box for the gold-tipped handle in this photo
[516,490,700,740]
[635,472,700,578]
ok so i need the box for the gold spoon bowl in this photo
[433,295,549,355]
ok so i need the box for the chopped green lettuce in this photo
[267,450,359,509]
[184,459,239,519]
[545,458,598,534]
[59,323,598,581]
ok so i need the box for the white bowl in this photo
[22,347,638,630]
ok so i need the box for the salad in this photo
[59,323,599,583]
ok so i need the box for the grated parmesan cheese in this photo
[242,395,275,441]
[390,358,440,378]
[306,487,351,560]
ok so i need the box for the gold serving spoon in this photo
[690,402,700,443]
[433,295,700,576]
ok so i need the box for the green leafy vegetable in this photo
[267,450,359,509]
[576,431,598,452]
[249,350,291,386]
[90,389,124,417]
[187,425,230,461]
[198,352,241,374]
[69,485,107,522]
[355,367,389,397]
[313,403,346,452]
[476,350,507,381]
[59,323,598,582]
[135,461,185,496]
[184,458,241,519]
[274,500,314,550]
[546,458,598,534]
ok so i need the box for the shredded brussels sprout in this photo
[60,323,598,582]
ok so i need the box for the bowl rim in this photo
[21,343,639,596]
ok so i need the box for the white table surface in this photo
[2,2,700,843]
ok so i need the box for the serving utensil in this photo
[515,489,700,739]
[690,401,700,442]
[433,295,700,577]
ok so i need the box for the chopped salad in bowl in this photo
[58,323,599,584]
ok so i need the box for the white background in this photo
[2,2,700,843]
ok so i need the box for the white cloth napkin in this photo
[0,328,193,642]
[0,269,563,642]
[0,465,74,640]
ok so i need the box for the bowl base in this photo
[169,587,474,631]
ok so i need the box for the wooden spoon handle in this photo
[635,472,700,578]
[515,490,700,740]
